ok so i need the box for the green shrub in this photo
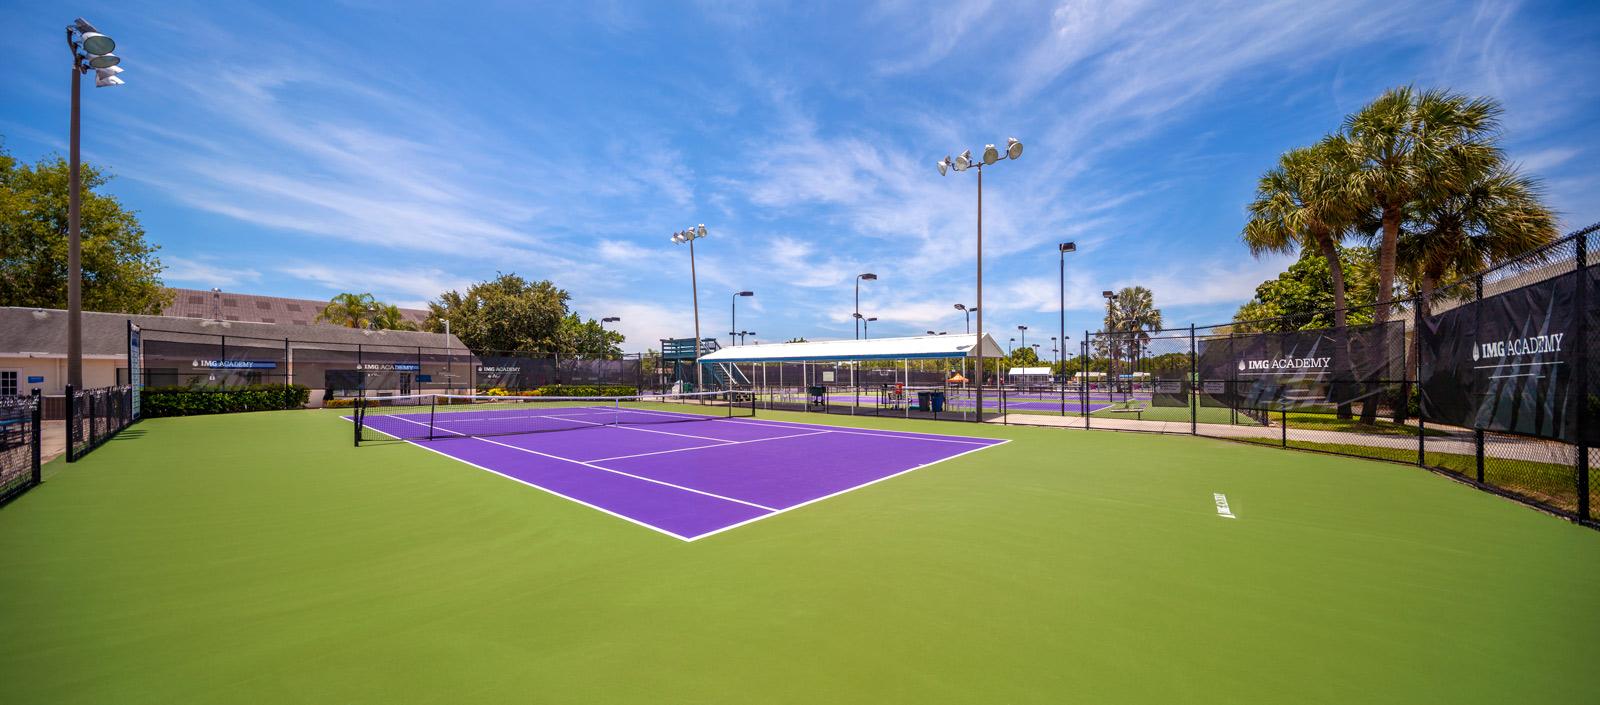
[522,385,638,397]
[141,385,312,417]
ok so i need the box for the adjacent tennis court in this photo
[350,395,1005,540]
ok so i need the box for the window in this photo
[286,303,302,312]
[256,301,272,310]
[188,295,205,304]
[0,370,17,396]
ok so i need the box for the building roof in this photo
[0,307,463,357]
[697,334,1004,363]
[1008,367,1052,376]
[162,288,430,327]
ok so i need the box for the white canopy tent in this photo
[699,333,1004,364]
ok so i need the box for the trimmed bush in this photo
[141,385,312,417]
[528,385,638,397]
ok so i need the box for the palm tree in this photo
[370,303,417,331]
[1243,138,1360,330]
[1109,286,1162,395]
[1342,86,1503,323]
[1399,158,1557,372]
[316,292,377,328]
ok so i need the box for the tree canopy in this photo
[0,144,171,314]
[424,273,623,356]
[1233,246,1378,331]
[316,292,418,330]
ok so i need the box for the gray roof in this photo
[0,307,464,356]
[162,287,430,327]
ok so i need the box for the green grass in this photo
[1,409,1597,704]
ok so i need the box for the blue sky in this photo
[3,1,1598,353]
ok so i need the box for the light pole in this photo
[855,273,877,340]
[738,330,755,345]
[947,303,972,334]
[857,316,877,339]
[730,291,753,346]
[1058,242,1077,412]
[64,18,125,388]
[938,137,1023,417]
[1103,289,1116,395]
[671,225,709,390]
[1018,324,1028,350]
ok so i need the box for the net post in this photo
[353,396,362,447]
[285,338,292,409]
[429,394,437,441]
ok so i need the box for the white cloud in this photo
[278,264,471,309]
[162,257,262,288]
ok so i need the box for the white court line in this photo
[604,406,1003,446]
[346,418,699,541]
[383,414,779,511]
[686,437,1012,542]
[586,430,832,463]
[352,411,1010,541]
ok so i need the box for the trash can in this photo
[930,391,946,413]
[916,391,946,413]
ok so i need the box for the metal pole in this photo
[855,278,861,340]
[1190,324,1197,435]
[975,165,984,421]
[67,53,84,388]
[1060,250,1066,417]
[690,238,703,391]
[731,294,736,347]
[1576,231,1590,521]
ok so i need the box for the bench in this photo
[1104,405,1148,420]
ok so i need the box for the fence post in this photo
[1189,324,1197,436]
[65,383,76,463]
[30,389,42,483]
[285,338,292,409]
[1474,275,1486,485]
[1082,333,1091,430]
[1280,401,1287,449]
[1575,231,1590,521]
[1415,301,1425,466]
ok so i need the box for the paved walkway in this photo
[996,413,1584,464]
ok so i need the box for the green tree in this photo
[1398,156,1556,374]
[0,145,171,314]
[424,273,623,355]
[317,292,377,328]
[1233,246,1378,332]
[1341,87,1502,322]
[1242,138,1361,329]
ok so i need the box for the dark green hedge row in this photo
[141,385,311,417]
[526,384,638,397]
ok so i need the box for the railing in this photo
[0,391,43,505]
[65,385,136,463]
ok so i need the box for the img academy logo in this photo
[1474,334,1562,363]
[1236,356,1332,373]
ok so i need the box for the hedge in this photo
[141,385,312,417]
[483,385,638,397]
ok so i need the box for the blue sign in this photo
[417,374,433,382]
[27,376,44,383]
[191,359,278,369]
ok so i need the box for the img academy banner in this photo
[1420,268,1587,444]
[1197,320,1404,411]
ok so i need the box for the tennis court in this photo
[352,394,1005,540]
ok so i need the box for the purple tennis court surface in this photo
[353,406,1006,541]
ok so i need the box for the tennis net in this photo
[353,390,755,444]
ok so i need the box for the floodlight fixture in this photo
[953,149,972,171]
[87,52,120,69]
[1058,241,1076,253]
[737,290,753,297]
[937,157,950,176]
[982,144,999,165]
[1006,137,1023,159]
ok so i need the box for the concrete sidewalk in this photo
[996,412,1580,464]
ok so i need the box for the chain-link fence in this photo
[127,327,645,406]
[1005,225,1596,528]
[0,392,43,505]
[65,385,135,463]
